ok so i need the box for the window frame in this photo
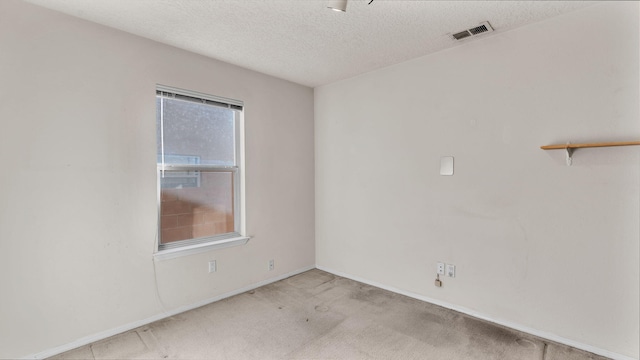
[154,85,248,258]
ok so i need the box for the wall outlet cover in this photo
[446,264,455,278]
[440,156,454,176]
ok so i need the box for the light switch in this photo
[440,156,454,176]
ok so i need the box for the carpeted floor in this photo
[50,269,609,360]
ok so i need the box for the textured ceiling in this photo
[23,0,597,87]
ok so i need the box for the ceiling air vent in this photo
[450,21,494,41]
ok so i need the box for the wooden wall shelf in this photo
[540,141,640,166]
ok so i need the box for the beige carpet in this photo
[51,269,609,360]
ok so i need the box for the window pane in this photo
[160,171,235,244]
[157,97,236,166]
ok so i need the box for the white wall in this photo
[0,1,315,358]
[316,2,639,359]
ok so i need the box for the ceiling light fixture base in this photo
[328,0,348,12]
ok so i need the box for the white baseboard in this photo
[316,265,637,360]
[23,265,315,360]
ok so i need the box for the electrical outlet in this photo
[437,262,445,275]
[208,260,217,273]
[268,259,274,271]
[446,264,455,278]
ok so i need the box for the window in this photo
[156,85,245,252]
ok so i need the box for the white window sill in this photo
[153,236,251,261]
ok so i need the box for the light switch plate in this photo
[440,156,454,176]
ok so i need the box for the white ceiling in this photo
[24,0,597,87]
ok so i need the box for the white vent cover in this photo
[450,21,494,41]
